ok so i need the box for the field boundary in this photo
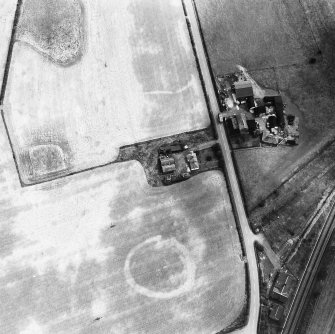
[0,0,23,187]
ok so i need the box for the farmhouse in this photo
[159,156,176,174]
[270,271,295,303]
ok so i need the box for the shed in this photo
[251,105,266,117]
[267,115,277,129]
[236,113,248,132]
[161,164,176,174]
[247,119,257,135]
[274,96,285,128]
[234,79,253,99]
[225,117,235,134]
[159,155,176,174]
[269,303,285,322]
[186,151,199,171]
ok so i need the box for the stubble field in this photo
[0,113,246,333]
[3,0,210,184]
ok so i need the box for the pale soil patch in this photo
[0,0,17,84]
[18,0,84,66]
[4,0,210,184]
[0,121,245,334]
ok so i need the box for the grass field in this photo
[0,118,245,333]
[3,0,210,184]
[196,0,335,210]
[195,0,318,74]
[0,1,17,84]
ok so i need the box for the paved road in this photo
[282,198,335,334]
[183,1,260,333]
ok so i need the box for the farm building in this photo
[262,132,280,146]
[267,115,277,130]
[269,303,285,322]
[232,115,239,130]
[264,95,285,128]
[225,117,234,134]
[186,151,200,171]
[251,105,266,117]
[247,119,257,135]
[236,113,248,133]
[233,78,254,100]
[159,142,188,155]
[159,156,176,174]
[270,271,295,303]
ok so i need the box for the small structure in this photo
[231,115,239,131]
[236,113,248,133]
[263,95,285,128]
[186,151,199,171]
[247,119,257,136]
[251,105,266,117]
[287,114,295,125]
[225,117,234,134]
[269,303,285,322]
[270,271,295,303]
[267,115,277,129]
[159,155,176,174]
[262,132,280,145]
[159,142,187,155]
[233,78,254,100]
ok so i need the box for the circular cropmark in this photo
[124,236,196,299]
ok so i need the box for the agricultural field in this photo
[0,1,17,84]
[195,0,318,74]
[0,116,246,333]
[195,0,335,210]
[248,141,335,259]
[3,0,210,185]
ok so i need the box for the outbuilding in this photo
[234,79,254,99]
[186,151,200,171]
[269,303,285,322]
